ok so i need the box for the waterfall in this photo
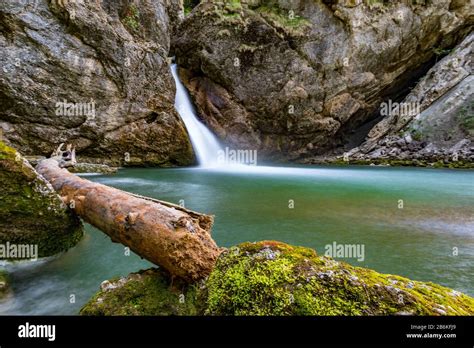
[171,64,223,167]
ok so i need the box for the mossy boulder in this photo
[0,141,83,258]
[81,241,474,316]
[67,163,118,175]
[80,269,202,315]
[0,270,9,299]
[204,241,474,315]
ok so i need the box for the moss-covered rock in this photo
[203,241,474,315]
[0,270,9,299]
[0,141,83,258]
[82,241,474,316]
[329,158,474,169]
[80,268,203,316]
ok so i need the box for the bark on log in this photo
[36,151,222,282]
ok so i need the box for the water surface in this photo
[1,165,473,314]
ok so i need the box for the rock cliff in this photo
[0,140,83,257]
[342,31,474,167]
[0,0,194,166]
[173,0,472,161]
[80,241,474,316]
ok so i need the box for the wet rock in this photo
[0,0,194,167]
[80,268,201,315]
[174,1,472,161]
[83,241,474,315]
[68,163,118,175]
[450,139,471,153]
[0,141,83,257]
[23,156,47,167]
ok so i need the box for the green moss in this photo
[0,140,17,161]
[0,140,83,258]
[80,269,202,315]
[330,158,474,169]
[411,129,423,141]
[0,270,9,299]
[226,0,242,11]
[223,12,240,19]
[203,241,474,315]
[255,5,309,30]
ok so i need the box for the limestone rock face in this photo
[0,0,194,166]
[80,268,202,316]
[173,0,472,161]
[0,141,83,257]
[0,270,9,300]
[81,241,474,316]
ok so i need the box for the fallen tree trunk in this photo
[36,145,222,282]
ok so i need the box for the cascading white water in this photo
[171,64,223,167]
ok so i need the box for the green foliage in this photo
[411,129,423,141]
[332,157,474,169]
[81,242,474,316]
[0,270,9,299]
[226,0,242,11]
[0,140,17,161]
[221,0,242,18]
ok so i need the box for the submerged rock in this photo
[0,141,83,257]
[81,241,474,316]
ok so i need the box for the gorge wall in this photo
[344,31,473,167]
